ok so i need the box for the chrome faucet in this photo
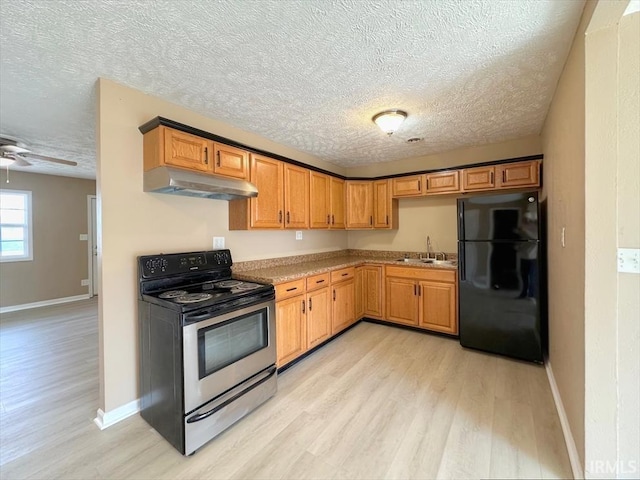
[426,236,432,259]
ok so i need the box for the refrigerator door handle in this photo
[459,242,466,281]
[458,202,465,241]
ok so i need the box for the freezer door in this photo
[458,192,539,242]
[458,240,542,363]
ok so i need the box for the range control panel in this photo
[139,250,232,278]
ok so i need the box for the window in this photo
[0,190,33,262]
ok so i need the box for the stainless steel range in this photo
[137,249,276,455]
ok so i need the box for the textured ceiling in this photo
[0,0,585,179]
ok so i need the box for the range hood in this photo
[144,166,258,201]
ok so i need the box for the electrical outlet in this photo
[81,279,89,286]
[213,237,225,249]
[617,248,640,273]
[295,231,303,240]
[79,234,88,241]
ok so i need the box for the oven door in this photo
[182,299,276,413]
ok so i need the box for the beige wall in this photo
[348,196,458,254]
[97,79,348,412]
[345,134,541,177]
[0,171,96,308]
[540,1,596,474]
[584,3,640,478]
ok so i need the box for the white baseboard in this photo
[0,294,90,314]
[94,399,140,430]
[545,360,584,479]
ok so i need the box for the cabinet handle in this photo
[490,171,494,184]
[216,151,221,167]
[308,298,312,311]
[341,272,348,277]
[418,285,421,296]
[332,214,335,225]
[287,211,290,224]
[370,215,373,226]
[302,299,305,314]
[327,214,330,225]
[286,287,298,292]
[386,215,389,225]
[204,147,209,165]
[418,180,421,191]
[279,211,283,223]
[333,290,336,301]
[414,284,417,296]
[316,279,325,284]
[502,170,506,183]
[426,178,429,190]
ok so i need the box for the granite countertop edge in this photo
[233,255,457,284]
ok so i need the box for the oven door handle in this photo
[186,366,276,424]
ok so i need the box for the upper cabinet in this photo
[461,160,540,193]
[143,126,249,180]
[425,170,460,194]
[144,127,212,172]
[284,164,309,229]
[213,143,249,179]
[373,180,398,229]
[309,173,345,229]
[496,161,540,189]
[461,166,495,191]
[392,175,424,197]
[346,181,373,229]
[230,154,309,230]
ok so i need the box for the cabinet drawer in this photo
[275,279,305,301]
[306,272,330,291]
[385,266,456,283]
[331,267,355,283]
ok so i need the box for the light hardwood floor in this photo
[0,299,572,479]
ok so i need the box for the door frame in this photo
[87,195,97,297]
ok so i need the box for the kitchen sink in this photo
[394,258,424,263]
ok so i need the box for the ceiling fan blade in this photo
[22,152,78,166]
[13,157,32,167]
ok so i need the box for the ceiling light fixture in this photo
[0,156,16,167]
[372,110,407,135]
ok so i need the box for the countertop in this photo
[233,254,457,284]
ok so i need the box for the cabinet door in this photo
[330,177,346,229]
[496,161,540,189]
[373,180,392,229]
[425,170,460,194]
[284,164,309,229]
[332,280,355,334]
[276,295,307,367]
[462,166,495,191]
[363,265,383,318]
[310,171,331,229]
[355,267,365,320]
[163,128,212,172]
[250,155,284,229]
[385,277,418,326]
[307,288,331,349]
[392,175,424,197]
[213,143,248,179]
[346,181,373,229]
[418,281,458,335]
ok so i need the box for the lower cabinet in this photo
[385,266,458,334]
[306,273,332,349]
[362,265,383,318]
[331,267,356,334]
[275,294,307,367]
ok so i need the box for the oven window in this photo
[198,308,268,379]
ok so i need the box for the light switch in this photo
[295,231,303,240]
[617,248,640,273]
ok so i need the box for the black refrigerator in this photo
[457,191,545,363]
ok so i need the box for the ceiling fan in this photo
[0,135,78,168]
